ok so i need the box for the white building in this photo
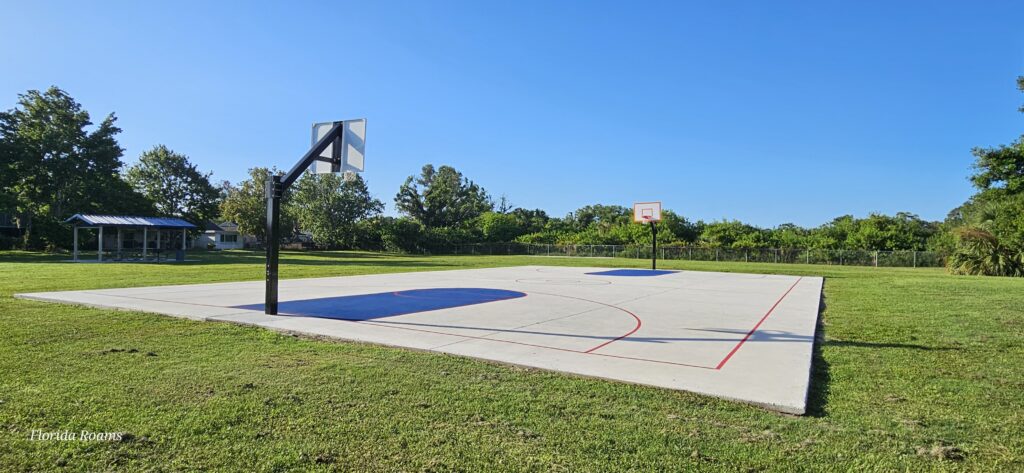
[195,221,249,250]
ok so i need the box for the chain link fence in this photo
[437,243,945,268]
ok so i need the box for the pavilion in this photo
[64,214,196,262]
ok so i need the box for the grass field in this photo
[1,250,1022,471]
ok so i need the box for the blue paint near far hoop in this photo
[235,288,525,320]
[586,269,679,277]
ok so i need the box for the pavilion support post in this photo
[156,230,161,261]
[182,228,186,252]
[142,227,148,260]
[98,226,104,262]
[117,227,123,261]
[73,224,79,262]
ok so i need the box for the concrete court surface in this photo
[16,265,824,414]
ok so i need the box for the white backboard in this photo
[312,119,366,174]
[633,201,662,223]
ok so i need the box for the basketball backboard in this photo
[633,201,662,223]
[311,119,366,174]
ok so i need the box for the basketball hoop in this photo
[633,202,662,223]
[264,118,367,316]
[312,119,366,175]
[633,201,662,270]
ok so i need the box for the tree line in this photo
[2,82,1022,276]
[942,75,1024,276]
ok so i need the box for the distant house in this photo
[195,221,251,250]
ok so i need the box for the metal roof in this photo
[203,220,240,232]
[64,214,196,229]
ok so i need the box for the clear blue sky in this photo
[2,1,1022,226]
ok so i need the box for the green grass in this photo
[1,250,1022,471]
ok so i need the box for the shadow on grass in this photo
[803,283,958,418]
[823,340,956,351]
[805,287,831,417]
[0,252,69,263]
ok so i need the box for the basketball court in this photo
[16,265,823,414]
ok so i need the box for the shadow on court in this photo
[234,288,526,320]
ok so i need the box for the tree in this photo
[812,215,858,249]
[495,194,514,213]
[566,204,630,230]
[510,208,549,235]
[0,86,150,248]
[395,164,492,227]
[699,220,763,248]
[842,213,938,250]
[659,210,699,243]
[478,212,521,242]
[476,208,551,242]
[215,179,234,206]
[945,75,1024,275]
[770,223,809,249]
[0,117,15,212]
[1020,75,1024,113]
[352,216,387,251]
[969,138,1024,195]
[220,167,295,243]
[125,145,220,227]
[290,172,383,248]
[379,217,426,253]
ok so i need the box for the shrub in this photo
[380,218,425,254]
[948,227,1024,277]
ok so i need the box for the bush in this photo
[421,226,477,253]
[352,218,386,252]
[948,228,1024,277]
[515,231,564,244]
[478,212,523,242]
[380,218,425,253]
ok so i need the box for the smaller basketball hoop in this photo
[633,201,663,270]
[633,202,662,223]
[342,171,358,183]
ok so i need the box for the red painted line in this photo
[583,308,642,353]
[359,319,586,355]
[587,351,716,370]
[84,290,714,370]
[356,318,713,369]
[714,277,803,370]
[520,290,646,354]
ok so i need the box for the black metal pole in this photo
[651,221,657,270]
[265,175,282,315]
[263,121,346,315]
